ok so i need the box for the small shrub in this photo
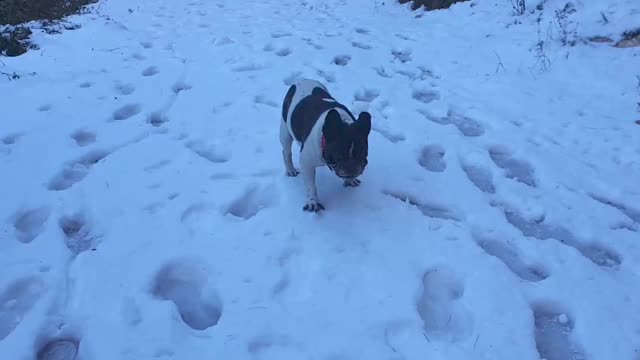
[0,0,97,26]
[398,0,470,11]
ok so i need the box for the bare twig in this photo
[422,332,431,342]
[494,51,506,73]
[474,335,480,349]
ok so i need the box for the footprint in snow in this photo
[144,159,171,173]
[317,69,336,84]
[38,104,52,112]
[140,40,153,49]
[185,140,231,164]
[373,66,393,79]
[417,266,474,342]
[11,207,51,243]
[418,144,447,172]
[78,81,92,88]
[142,66,159,77]
[263,43,276,52]
[355,27,370,35]
[474,234,548,282]
[384,190,462,222]
[114,82,135,95]
[419,109,485,137]
[48,149,110,191]
[412,89,440,104]
[171,81,192,94]
[373,127,406,144]
[254,95,279,108]
[488,146,536,187]
[333,55,351,66]
[503,207,622,269]
[36,336,81,360]
[275,47,292,57]
[392,48,412,63]
[2,132,23,146]
[352,41,372,50]
[353,88,380,103]
[112,103,142,121]
[458,154,496,194]
[590,193,640,224]
[0,276,45,341]
[271,31,292,38]
[224,183,278,220]
[231,63,267,72]
[147,111,169,127]
[59,212,98,255]
[532,303,585,360]
[283,71,304,86]
[70,129,96,147]
[151,259,222,330]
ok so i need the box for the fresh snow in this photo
[1,0,640,359]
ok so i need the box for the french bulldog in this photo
[280,78,372,212]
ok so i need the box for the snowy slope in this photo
[1,0,639,359]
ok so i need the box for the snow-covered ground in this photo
[1,0,640,359]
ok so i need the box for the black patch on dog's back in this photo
[291,88,342,146]
[282,84,296,122]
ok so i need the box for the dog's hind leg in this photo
[280,118,299,177]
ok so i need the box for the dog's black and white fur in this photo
[280,79,371,212]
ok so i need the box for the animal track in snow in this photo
[354,88,380,103]
[418,145,447,172]
[70,129,96,147]
[488,146,536,187]
[417,266,473,342]
[78,81,92,88]
[112,103,142,120]
[504,208,622,269]
[373,127,406,143]
[271,31,292,38]
[392,48,412,63]
[421,109,485,137]
[144,159,171,173]
[283,72,303,86]
[114,82,135,95]
[412,89,440,104]
[533,304,585,360]
[59,212,97,255]
[384,190,462,221]
[12,207,51,243]
[333,55,351,66]
[355,27,370,34]
[225,184,278,220]
[140,40,153,49]
[254,95,278,108]
[38,104,52,111]
[263,43,275,52]
[171,81,192,94]
[474,235,548,281]
[48,149,110,191]
[590,193,640,224]
[352,41,372,50]
[0,276,45,340]
[2,132,22,145]
[460,160,496,194]
[231,62,267,72]
[185,140,231,163]
[151,260,222,330]
[147,111,169,127]
[370,65,392,78]
[275,48,292,56]
[142,66,159,77]
[214,36,235,46]
[36,336,80,360]
[317,69,336,84]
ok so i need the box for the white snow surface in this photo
[1,0,640,359]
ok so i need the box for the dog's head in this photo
[322,109,371,179]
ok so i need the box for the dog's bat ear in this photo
[357,111,371,135]
[323,109,345,139]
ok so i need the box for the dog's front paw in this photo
[303,201,325,212]
[343,178,361,187]
[286,168,300,177]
